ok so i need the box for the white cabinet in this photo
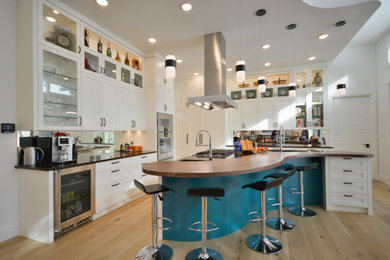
[325,157,372,215]
[175,108,191,159]
[275,99,294,129]
[95,153,157,218]
[228,100,243,131]
[243,100,259,130]
[258,100,275,130]
[80,73,117,130]
[156,84,174,114]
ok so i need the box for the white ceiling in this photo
[59,0,381,77]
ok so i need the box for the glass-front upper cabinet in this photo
[42,48,79,127]
[294,90,307,128]
[309,89,324,128]
[41,4,79,53]
[133,72,143,89]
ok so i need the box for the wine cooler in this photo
[54,164,95,235]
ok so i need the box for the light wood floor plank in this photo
[0,181,390,260]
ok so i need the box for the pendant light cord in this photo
[240,0,242,59]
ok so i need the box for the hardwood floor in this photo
[1,180,390,260]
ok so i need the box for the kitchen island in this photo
[142,151,373,241]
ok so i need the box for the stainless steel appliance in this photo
[54,164,95,235]
[157,113,173,161]
[52,136,75,163]
[23,147,44,166]
[20,136,76,164]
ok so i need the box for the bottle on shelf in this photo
[106,42,112,57]
[115,51,121,62]
[97,38,103,53]
[125,52,130,66]
[84,29,89,47]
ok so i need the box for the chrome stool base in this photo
[135,244,173,260]
[185,248,223,260]
[289,206,316,217]
[246,234,282,255]
[266,217,296,231]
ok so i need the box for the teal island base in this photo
[161,157,323,241]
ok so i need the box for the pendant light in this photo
[258,76,266,94]
[235,0,246,83]
[337,83,346,96]
[288,83,297,97]
[165,54,176,79]
[236,60,246,83]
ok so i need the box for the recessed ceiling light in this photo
[227,68,233,72]
[177,59,183,63]
[318,34,329,40]
[96,0,109,6]
[181,2,192,12]
[63,77,68,81]
[262,44,271,50]
[45,16,56,23]
[194,72,199,76]
[147,37,157,43]
[53,10,59,14]
[264,62,271,67]
[308,56,316,61]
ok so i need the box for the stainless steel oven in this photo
[157,113,173,161]
[54,164,95,235]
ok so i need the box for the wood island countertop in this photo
[142,151,373,178]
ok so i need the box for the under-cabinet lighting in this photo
[195,102,202,107]
[112,70,116,73]
[66,111,77,115]
[53,10,59,14]
[45,16,56,23]
[63,77,68,80]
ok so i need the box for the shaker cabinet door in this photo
[81,73,101,130]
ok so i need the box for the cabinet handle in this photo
[186,134,189,144]
[100,67,102,74]
[79,116,82,126]
[104,118,107,127]
[141,156,147,158]
[186,102,189,107]
[343,157,352,160]
[163,78,167,84]
[343,169,352,172]
[111,161,120,164]
[100,118,103,127]
[111,169,120,173]
[141,174,147,177]
[164,104,167,111]
[78,46,81,53]
[134,121,136,127]
[343,194,353,198]
[343,182,353,185]
[103,67,105,74]
[111,183,120,187]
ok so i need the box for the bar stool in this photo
[186,187,225,260]
[288,163,319,217]
[134,179,174,260]
[242,178,284,255]
[264,169,297,231]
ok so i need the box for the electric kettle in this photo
[23,147,45,167]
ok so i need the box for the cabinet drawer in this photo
[330,180,367,194]
[96,177,131,212]
[96,167,130,188]
[329,169,367,181]
[330,192,368,208]
[96,158,131,172]
[329,157,367,170]
[132,153,156,162]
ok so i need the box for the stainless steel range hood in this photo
[187,32,238,110]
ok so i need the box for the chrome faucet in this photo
[279,126,284,152]
[196,130,212,161]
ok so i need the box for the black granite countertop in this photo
[15,151,157,171]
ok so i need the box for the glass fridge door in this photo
[60,170,91,223]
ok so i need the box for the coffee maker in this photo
[52,136,75,163]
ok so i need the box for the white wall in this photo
[326,44,378,178]
[376,31,390,185]
[0,0,19,242]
